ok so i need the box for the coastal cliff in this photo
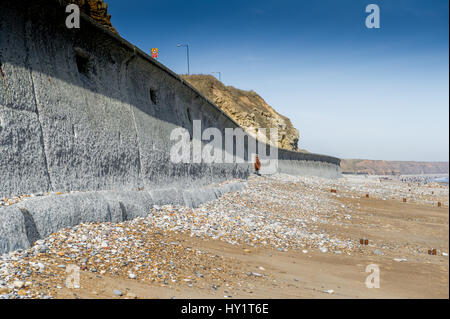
[181,75,301,152]
[341,159,449,175]
[69,0,117,34]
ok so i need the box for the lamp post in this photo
[211,72,221,82]
[177,44,190,75]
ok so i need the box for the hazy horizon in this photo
[108,0,449,162]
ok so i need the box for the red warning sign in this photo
[151,48,158,59]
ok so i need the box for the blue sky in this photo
[107,0,449,161]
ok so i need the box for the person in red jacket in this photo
[254,155,261,176]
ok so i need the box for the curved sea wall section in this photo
[0,0,340,253]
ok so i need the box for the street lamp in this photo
[177,44,190,75]
[211,72,221,82]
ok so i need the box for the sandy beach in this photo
[1,174,448,299]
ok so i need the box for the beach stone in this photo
[126,292,137,299]
[113,289,123,296]
[35,245,49,254]
[373,249,384,256]
[13,280,25,289]
[0,287,9,294]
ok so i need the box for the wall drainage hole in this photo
[187,107,192,123]
[150,88,159,104]
[76,53,90,75]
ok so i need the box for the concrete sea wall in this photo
[0,0,341,253]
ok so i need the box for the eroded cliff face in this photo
[182,75,300,151]
[69,0,118,34]
[341,159,449,175]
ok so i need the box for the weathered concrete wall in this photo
[0,0,340,200]
[0,0,341,253]
[277,149,341,178]
[0,0,250,199]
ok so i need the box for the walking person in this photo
[254,155,261,176]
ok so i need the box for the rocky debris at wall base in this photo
[0,180,246,255]
[1,173,447,299]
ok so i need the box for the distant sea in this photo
[433,176,449,184]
